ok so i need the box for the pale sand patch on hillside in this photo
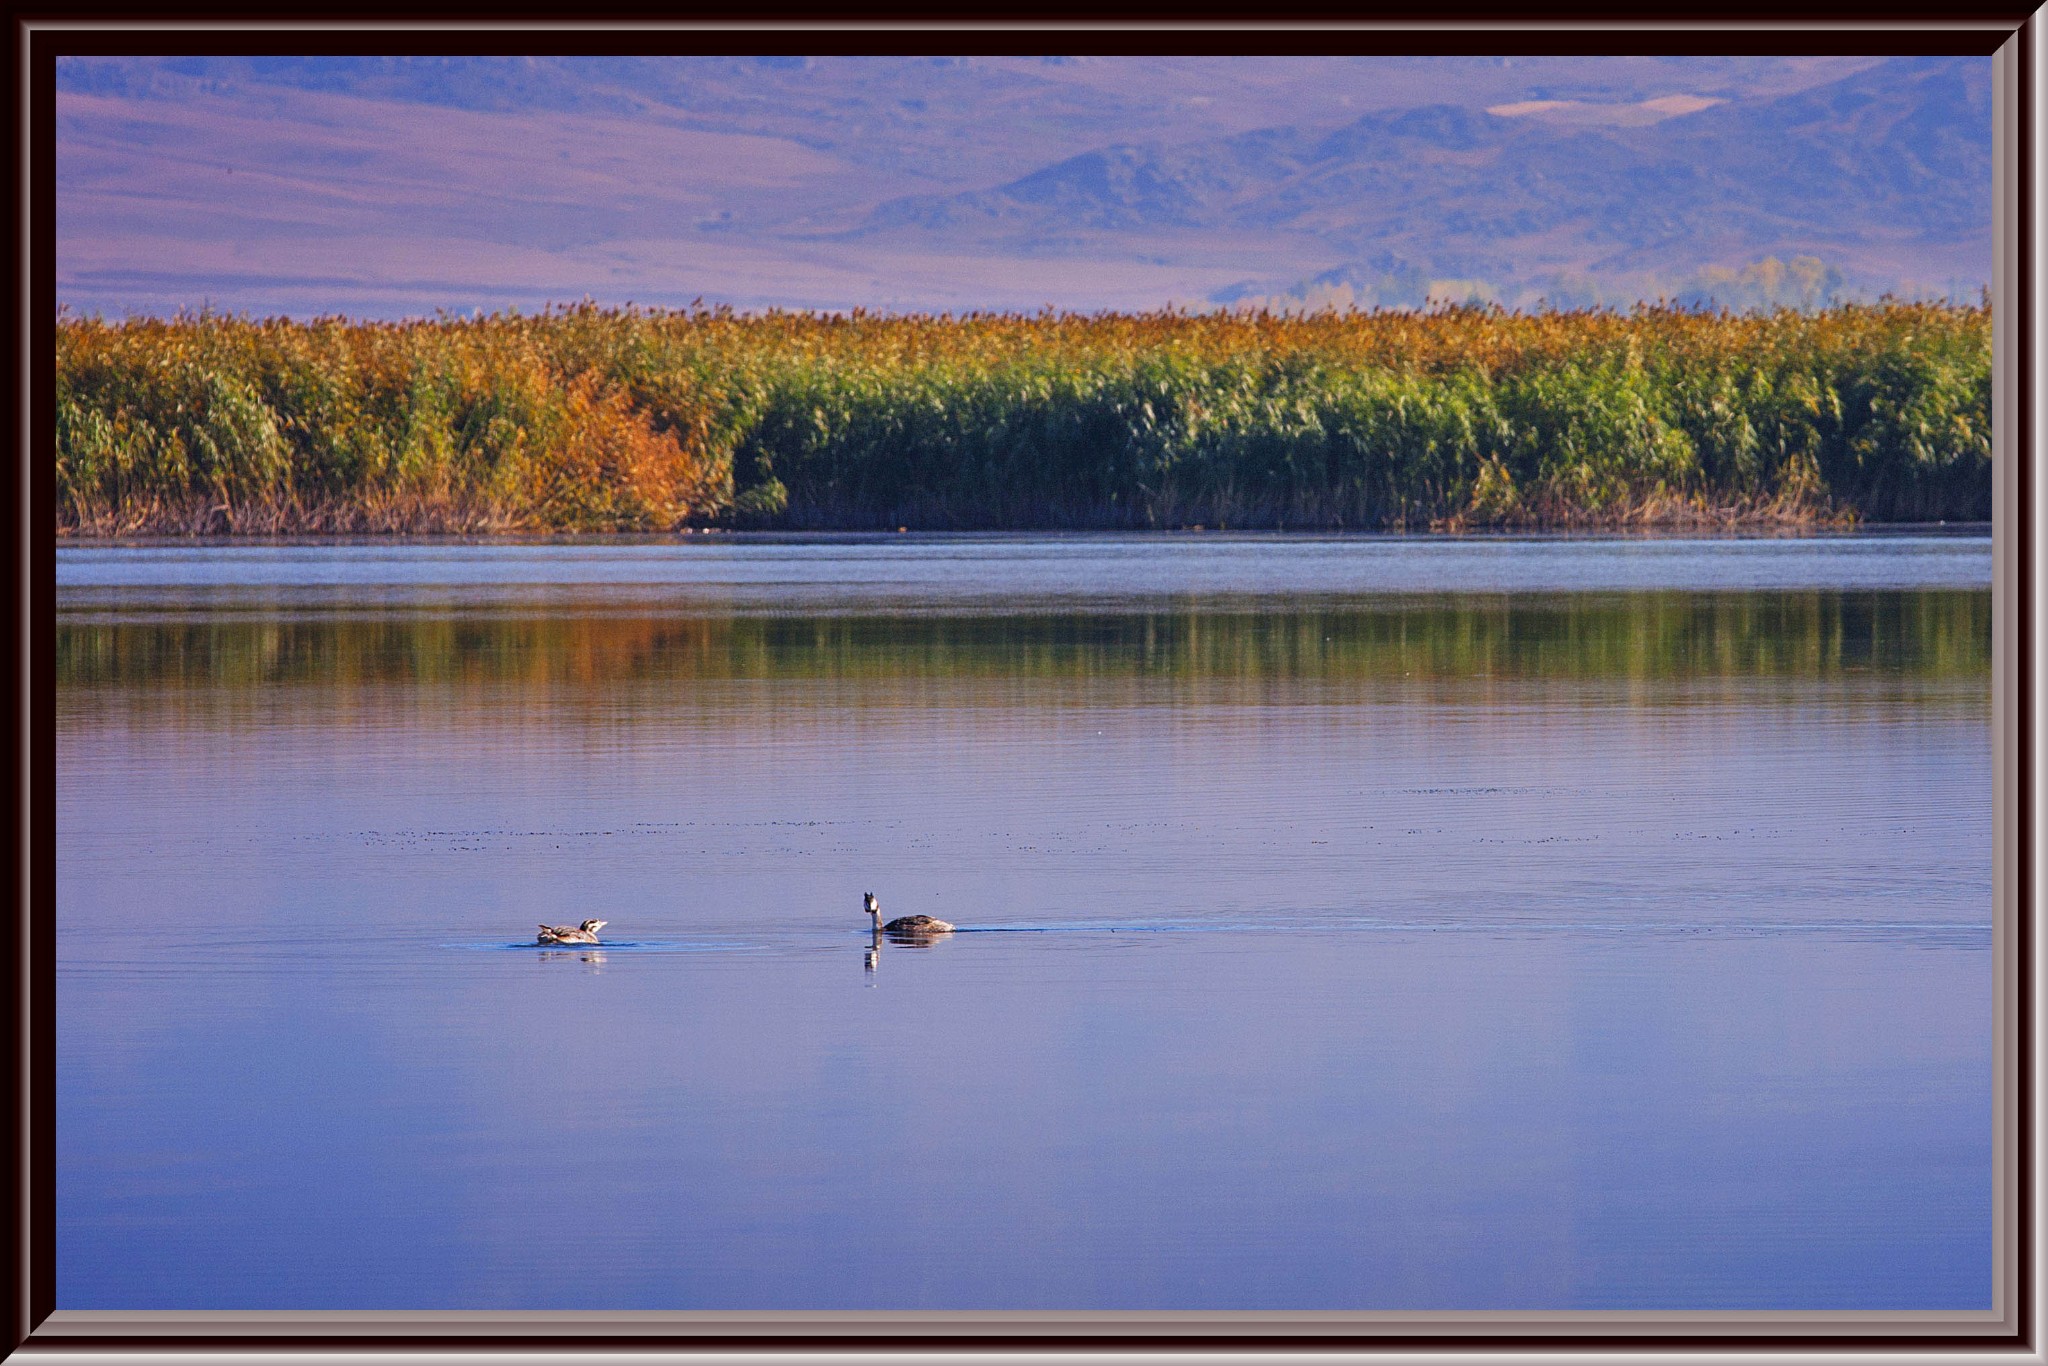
[1486,94,1725,125]
[1641,94,1726,116]
[1486,100,1575,117]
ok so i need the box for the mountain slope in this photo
[848,55,1991,298]
[54,54,1983,316]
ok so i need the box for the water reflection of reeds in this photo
[58,591,1989,694]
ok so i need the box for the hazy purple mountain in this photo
[53,54,1986,317]
[853,57,1989,300]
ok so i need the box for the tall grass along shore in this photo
[56,302,1990,535]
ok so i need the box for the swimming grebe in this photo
[864,891,952,937]
[537,918,608,945]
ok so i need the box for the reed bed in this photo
[56,302,1991,534]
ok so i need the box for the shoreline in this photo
[54,519,1991,546]
[54,495,1861,539]
[54,522,1992,551]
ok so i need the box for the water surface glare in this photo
[56,536,1991,1311]
[55,529,1990,611]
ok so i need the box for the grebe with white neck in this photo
[865,892,952,937]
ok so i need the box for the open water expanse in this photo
[55,532,1993,1310]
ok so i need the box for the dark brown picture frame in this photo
[14,12,2039,1358]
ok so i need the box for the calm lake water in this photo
[55,533,1993,1311]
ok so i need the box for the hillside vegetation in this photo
[55,302,1990,535]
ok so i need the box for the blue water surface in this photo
[55,534,1993,1311]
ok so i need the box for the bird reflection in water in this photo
[538,949,607,971]
[862,908,952,983]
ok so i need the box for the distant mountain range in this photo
[54,55,1990,317]
[851,56,1988,306]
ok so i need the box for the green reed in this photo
[55,302,1991,534]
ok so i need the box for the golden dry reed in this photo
[55,301,1990,535]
